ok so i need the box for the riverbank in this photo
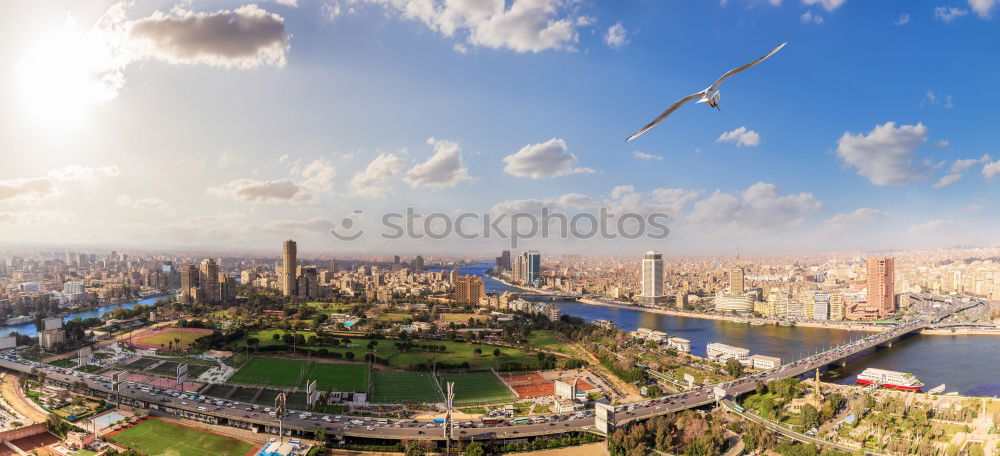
[574,298,887,333]
[1,290,175,329]
[921,327,1000,336]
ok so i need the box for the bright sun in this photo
[15,16,120,133]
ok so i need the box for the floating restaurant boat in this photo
[855,368,924,391]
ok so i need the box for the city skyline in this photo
[1,1,999,255]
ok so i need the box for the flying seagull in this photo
[626,42,787,142]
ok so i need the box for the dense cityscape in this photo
[0,240,996,455]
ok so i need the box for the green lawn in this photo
[237,332,539,370]
[136,328,211,349]
[377,313,413,323]
[307,363,369,392]
[371,371,443,404]
[108,417,254,456]
[48,358,76,368]
[526,330,573,354]
[229,357,307,387]
[439,372,516,405]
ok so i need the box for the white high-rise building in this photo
[641,251,665,305]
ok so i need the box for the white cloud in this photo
[800,11,824,24]
[894,13,910,25]
[801,0,846,11]
[606,185,700,216]
[687,182,821,231]
[836,122,929,186]
[298,158,337,192]
[717,126,761,147]
[951,158,981,173]
[969,0,997,17]
[0,166,119,203]
[604,22,628,48]
[933,173,963,188]
[207,178,317,204]
[350,153,405,197]
[0,177,58,202]
[632,151,663,161]
[922,91,954,108]
[116,194,172,212]
[127,4,290,69]
[933,139,950,148]
[908,219,954,236]
[363,0,583,53]
[404,138,471,188]
[503,138,595,179]
[47,165,119,181]
[0,210,75,226]
[983,160,1000,179]
[257,217,336,234]
[934,6,969,23]
[825,208,888,231]
[272,0,299,7]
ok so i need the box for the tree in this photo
[404,441,425,456]
[473,348,482,355]
[799,403,821,431]
[493,348,501,357]
[724,358,743,378]
[345,351,355,360]
[314,428,326,443]
[464,441,485,456]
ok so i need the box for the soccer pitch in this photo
[308,363,369,392]
[108,417,255,456]
[229,357,305,387]
[371,371,443,404]
[439,372,516,405]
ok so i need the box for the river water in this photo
[453,264,1000,396]
[0,294,171,339]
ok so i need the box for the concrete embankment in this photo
[574,298,885,332]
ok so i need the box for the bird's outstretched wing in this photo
[626,91,705,142]
[709,42,787,92]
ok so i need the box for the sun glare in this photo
[15,15,119,133]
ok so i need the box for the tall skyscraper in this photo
[180,265,199,304]
[282,239,297,297]
[867,257,895,317]
[641,251,664,305]
[525,250,541,286]
[729,267,745,295]
[500,250,511,270]
[199,259,220,303]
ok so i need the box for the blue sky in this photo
[0,0,997,255]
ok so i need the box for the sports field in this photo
[439,372,516,405]
[308,363,369,392]
[133,328,214,350]
[229,357,306,387]
[371,371,443,404]
[107,417,255,456]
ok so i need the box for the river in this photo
[0,294,172,339]
[451,264,1000,396]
